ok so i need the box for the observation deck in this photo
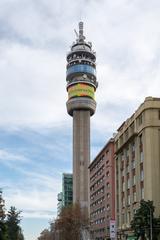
[66,22,98,116]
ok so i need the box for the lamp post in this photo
[141,201,153,240]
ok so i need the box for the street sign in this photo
[110,220,116,239]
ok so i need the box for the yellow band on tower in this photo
[68,83,95,99]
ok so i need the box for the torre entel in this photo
[66,22,98,210]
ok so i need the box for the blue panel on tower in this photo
[67,64,96,76]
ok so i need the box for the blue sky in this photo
[1,0,160,239]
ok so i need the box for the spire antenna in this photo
[79,21,85,42]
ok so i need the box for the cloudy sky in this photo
[0,0,160,239]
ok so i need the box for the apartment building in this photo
[89,138,115,240]
[115,97,160,237]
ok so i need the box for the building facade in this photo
[89,138,115,240]
[115,97,160,237]
[66,22,98,210]
[62,173,73,207]
[57,173,73,216]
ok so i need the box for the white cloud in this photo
[0,0,160,130]
[0,145,62,220]
[0,42,68,126]
[5,188,58,219]
[2,161,62,219]
[0,149,30,163]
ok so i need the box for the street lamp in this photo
[141,201,153,240]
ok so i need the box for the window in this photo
[140,169,144,181]
[115,141,118,151]
[139,134,143,152]
[141,187,144,199]
[140,152,144,162]
[122,182,125,191]
[122,197,125,207]
[126,146,129,159]
[107,182,110,189]
[138,114,143,125]
[120,135,123,145]
[130,123,134,135]
[158,110,160,120]
[127,194,131,205]
[133,191,137,202]
[122,213,125,224]
[133,175,136,185]
[132,160,135,169]
[127,179,130,189]
[107,171,110,177]
[122,168,125,176]
[121,151,124,161]
[67,64,96,76]
[127,211,131,224]
[107,193,110,199]
[132,142,135,152]
[107,204,110,211]
[125,129,129,141]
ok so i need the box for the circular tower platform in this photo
[66,97,96,116]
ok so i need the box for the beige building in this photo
[115,97,160,235]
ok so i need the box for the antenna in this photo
[74,29,79,39]
[79,21,83,38]
[79,21,85,42]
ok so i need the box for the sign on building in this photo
[110,220,116,239]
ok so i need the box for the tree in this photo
[6,206,24,240]
[49,220,56,240]
[131,200,160,240]
[37,221,57,240]
[55,203,89,240]
[37,220,56,240]
[38,229,52,240]
[0,190,7,240]
[37,204,89,240]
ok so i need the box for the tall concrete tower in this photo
[66,22,98,210]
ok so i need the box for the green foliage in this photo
[152,217,160,240]
[0,191,24,240]
[6,206,23,240]
[0,190,7,240]
[131,200,160,240]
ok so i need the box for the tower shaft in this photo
[73,110,90,207]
